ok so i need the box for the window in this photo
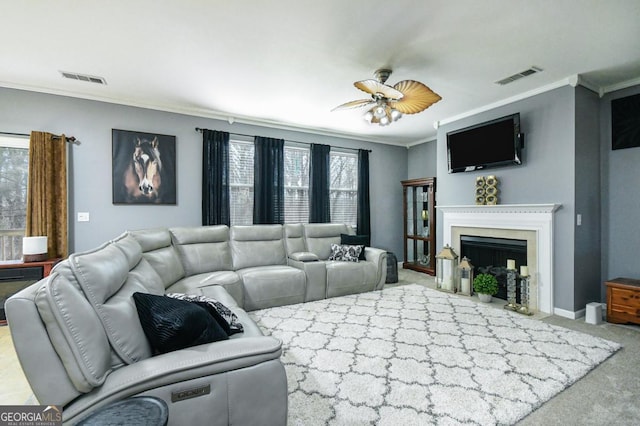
[330,150,358,227]
[284,145,309,224]
[228,140,356,226]
[229,139,254,225]
[0,135,29,260]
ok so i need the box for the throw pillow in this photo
[341,233,369,260]
[166,293,244,335]
[328,243,362,262]
[132,292,228,355]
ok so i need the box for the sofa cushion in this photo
[69,233,164,364]
[284,223,306,255]
[328,243,362,262]
[170,226,233,275]
[326,260,378,298]
[340,233,368,260]
[128,228,185,288]
[133,293,228,354]
[238,265,306,311]
[230,225,287,270]
[168,271,244,307]
[303,223,353,260]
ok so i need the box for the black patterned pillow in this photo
[167,293,244,335]
[132,292,228,355]
[341,233,369,261]
[328,243,363,262]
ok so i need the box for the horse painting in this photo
[112,130,176,204]
[124,137,162,201]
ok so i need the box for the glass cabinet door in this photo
[402,177,436,275]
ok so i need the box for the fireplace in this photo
[438,204,560,314]
[460,235,527,302]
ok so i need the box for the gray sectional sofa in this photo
[6,223,387,425]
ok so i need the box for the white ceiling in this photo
[2,1,639,145]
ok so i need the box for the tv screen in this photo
[447,113,523,173]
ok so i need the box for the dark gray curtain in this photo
[202,130,230,226]
[309,143,331,223]
[357,149,371,245]
[253,136,285,224]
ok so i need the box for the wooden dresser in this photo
[605,277,640,325]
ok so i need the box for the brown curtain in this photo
[25,131,68,258]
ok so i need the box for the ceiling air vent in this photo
[60,71,107,85]
[495,66,542,85]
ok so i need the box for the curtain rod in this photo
[195,127,371,153]
[0,131,81,145]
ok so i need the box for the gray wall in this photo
[573,86,601,308]
[435,86,578,312]
[0,87,407,256]
[600,84,640,296]
[407,140,437,179]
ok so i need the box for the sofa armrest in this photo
[63,336,283,421]
[364,247,388,290]
[288,258,327,302]
[288,251,319,262]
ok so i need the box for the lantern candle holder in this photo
[436,245,458,293]
[458,256,474,296]
[505,259,518,310]
[518,266,533,316]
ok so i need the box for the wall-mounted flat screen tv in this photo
[447,113,523,173]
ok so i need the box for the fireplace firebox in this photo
[460,235,527,302]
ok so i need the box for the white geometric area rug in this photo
[249,284,621,426]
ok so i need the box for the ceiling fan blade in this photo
[354,79,404,100]
[331,99,375,111]
[389,80,442,114]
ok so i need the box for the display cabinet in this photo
[402,177,436,275]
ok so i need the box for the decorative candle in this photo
[461,277,470,294]
[507,259,516,270]
[520,265,529,277]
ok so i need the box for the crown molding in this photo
[0,81,413,148]
[437,77,573,128]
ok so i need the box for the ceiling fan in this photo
[332,68,442,126]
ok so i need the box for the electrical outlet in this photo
[77,212,90,222]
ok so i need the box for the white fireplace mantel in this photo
[437,204,561,314]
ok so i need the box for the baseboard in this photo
[554,307,586,319]
[554,303,607,320]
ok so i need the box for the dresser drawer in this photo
[606,278,640,325]
[610,288,640,309]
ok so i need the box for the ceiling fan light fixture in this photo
[333,68,441,127]
[364,111,374,122]
[373,104,387,118]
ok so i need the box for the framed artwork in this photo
[112,129,177,204]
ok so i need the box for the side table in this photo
[0,258,61,326]
[76,396,168,426]
[605,277,640,325]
